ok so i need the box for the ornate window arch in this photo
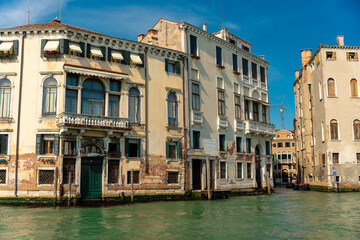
[330,119,339,140]
[42,77,57,115]
[353,119,360,140]
[167,92,178,127]
[327,78,336,97]
[350,79,358,97]
[81,78,105,115]
[0,78,11,118]
[128,87,140,123]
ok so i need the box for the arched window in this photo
[330,119,338,140]
[0,78,11,118]
[81,78,104,115]
[42,77,57,115]
[353,120,360,140]
[128,87,140,123]
[327,78,336,97]
[350,79,358,97]
[167,92,178,127]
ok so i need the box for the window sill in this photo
[326,59,336,61]
[190,54,200,60]
[167,158,181,162]
[0,117,14,123]
[330,139,341,142]
[233,71,241,75]
[126,157,141,161]
[0,155,10,161]
[327,96,337,98]
[235,178,244,181]
[216,64,225,69]
[167,125,181,130]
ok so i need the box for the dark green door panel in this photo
[81,158,102,197]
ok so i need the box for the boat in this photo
[294,183,310,190]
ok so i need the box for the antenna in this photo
[27,0,30,24]
[59,0,63,20]
[221,0,224,28]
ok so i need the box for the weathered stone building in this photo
[294,36,360,190]
[139,19,275,191]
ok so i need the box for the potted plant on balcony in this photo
[43,50,60,58]
[0,51,15,59]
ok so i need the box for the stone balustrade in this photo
[244,119,275,136]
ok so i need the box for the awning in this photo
[130,53,142,65]
[111,51,124,60]
[91,47,103,57]
[64,64,128,80]
[44,40,59,51]
[244,96,270,106]
[0,42,13,51]
[69,43,82,53]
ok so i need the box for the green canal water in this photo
[0,189,359,239]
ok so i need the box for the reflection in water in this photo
[1,189,360,239]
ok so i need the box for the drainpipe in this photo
[15,31,26,197]
[144,49,149,173]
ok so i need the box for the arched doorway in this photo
[255,145,262,188]
[81,144,103,197]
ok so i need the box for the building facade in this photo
[0,19,187,198]
[272,129,296,184]
[140,19,275,191]
[294,36,360,190]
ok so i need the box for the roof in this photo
[211,29,252,46]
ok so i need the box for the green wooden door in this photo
[81,158,102,197]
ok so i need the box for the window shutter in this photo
[137,139,141,157]
[36,134,42,154]
[175,61,181,74]
[59,39,69,54]
[125,138,129,157]
[54,135,59,155]
[333,51,336,60]
[107,47,112,62]
[355,52,359,61]
[346,52,349,60]
[41,39,47,56]
[86,43,91,58]
[13,40,19,55]
[1,135,8,154]
[79,42,85,57]
[117,143,121,157]
[165,59,169,72]
[121,50,130,65]
[100,46,106,61]
[177,141,182,159]
[139,54,144,68]
[166,140,169,158]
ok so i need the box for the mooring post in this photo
[131,169,134,203]
[206,155,211,200]
[68,172,72,207]
[53,167,58,205]
[267,171,271,195]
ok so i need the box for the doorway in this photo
[192,159,202,190]
[81,157,102,197]
[255,146,262,188]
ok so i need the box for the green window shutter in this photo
[107,47,112,62]
[79,42,85,57]
[100,46,106,61]
[139,54,144,67]
[86,43,91,58]
[273,154,277,161]
[41,39,47,56]
[177,141,182,159]
[165,59,169,72]
[59,39,69,54]
[137,139,141,157]
[166,140,169,158]
[13,40,19,55]
[175,61,181,74]
[0,134,8,154]
[36,134,42,154]
[54,135,59,155]
[125,138,129,157]
[121,50,130,65]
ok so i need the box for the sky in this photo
[1,0,360,129]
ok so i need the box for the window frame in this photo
[220,161,227,179]
[332,152,339,164]
[235,95,241,119]
[128,87,141,123]
[327,78,336,97]
[190,35,198,57]
[236,162,243,179]
[236,136,242,153]
[42,77,58,116]
[37,168,55,186]
[192,83,200,111]
[216,46,223,67]
[353,119,360,140]
[330,119,339,140]
[166,170,180,185]
[0,167,8,185]
[0,78,12,118]
[0,134,9,156]
[218,89,225,116]
[350,79,358,97]
[167,92,178,128]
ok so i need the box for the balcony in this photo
[260,82,267,89]
[57,113,130,131]
[252,79,258,87]
[191,111,203,125]
[218,116,228,128]
[243,75,250,84]
[244,119,275,136]
[235,119,244,131]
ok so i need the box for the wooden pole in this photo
[53,167,58,205]
[206,155,211,200]
[68,172,72,207]
[267,170,271,195]
[131,169,134,203]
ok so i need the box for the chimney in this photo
[52,17,61,23]
[137,34,145,42]
[202,23,207,32]
[300,49,312,67]
[259,55,265,60]
[336,35,344,46]
[295,70,299,79]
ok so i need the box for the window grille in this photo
[167,172,179,184]
[0,170,6,184]
[108,160,120,184]
[63,159,75,184]
[127,170,140,184]
[39,170,54,185]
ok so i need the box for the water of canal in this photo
[0,189,359,239]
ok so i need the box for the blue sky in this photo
[1,0,360,129]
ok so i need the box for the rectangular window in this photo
[63,140,76,156]
[0,169,6,184]
[246,138,251,153]
[63,159,75,184]
[66,73,78,86]
[247,163,252,178]
[165,59,181,74]
[292,142,295,147]
[242,46,250,52]
[253,102,259,121]
[110,80,121,92]
[220,162,226,179]
[218,90,225,116]
[235,95,241,119]
[285,142,290,148]
[357,153,360,163]
[192,83,200,110]
[251,62,257,79]
[41,135,55,154]
[347,52,358,61]
[0,134,8,155]
[333,153,339,163]
[236,137,242,153]
[272,143,276,148]
[190,35,197,56]
[125,138,141,158]
[193,131,200,149]
[108,142,121,158]
[127,170,140,184]
[277,142,283,148]
[216,46,222,66]
[234,83,239,94]
[167,171,179,184]
[245,100,249,120]
[262,105,267,123]
[38,169,54,185]
[65,89,77,113]
[219,134,226,151]
[266,141,270,155]
[168,141,177,159]
[108,160,120,184]
[232,54,238,72]
[282,153,288,160]
[326,51,336,60]
[242,59,249,76]
[108,95,119,117]
[191,68,199,81]
[237,162,243,179]
[260,66,266,83]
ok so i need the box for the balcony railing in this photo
[218,116,228,128]
[192,111,203,125]
[235,119,244,131]
[57,113,130,130]
[243,75,250,84]
[244,119,275,136]
[252,79,258,87]
[260,82,267,89]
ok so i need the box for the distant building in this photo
[272,129,296,184]
[294,36,360,190]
